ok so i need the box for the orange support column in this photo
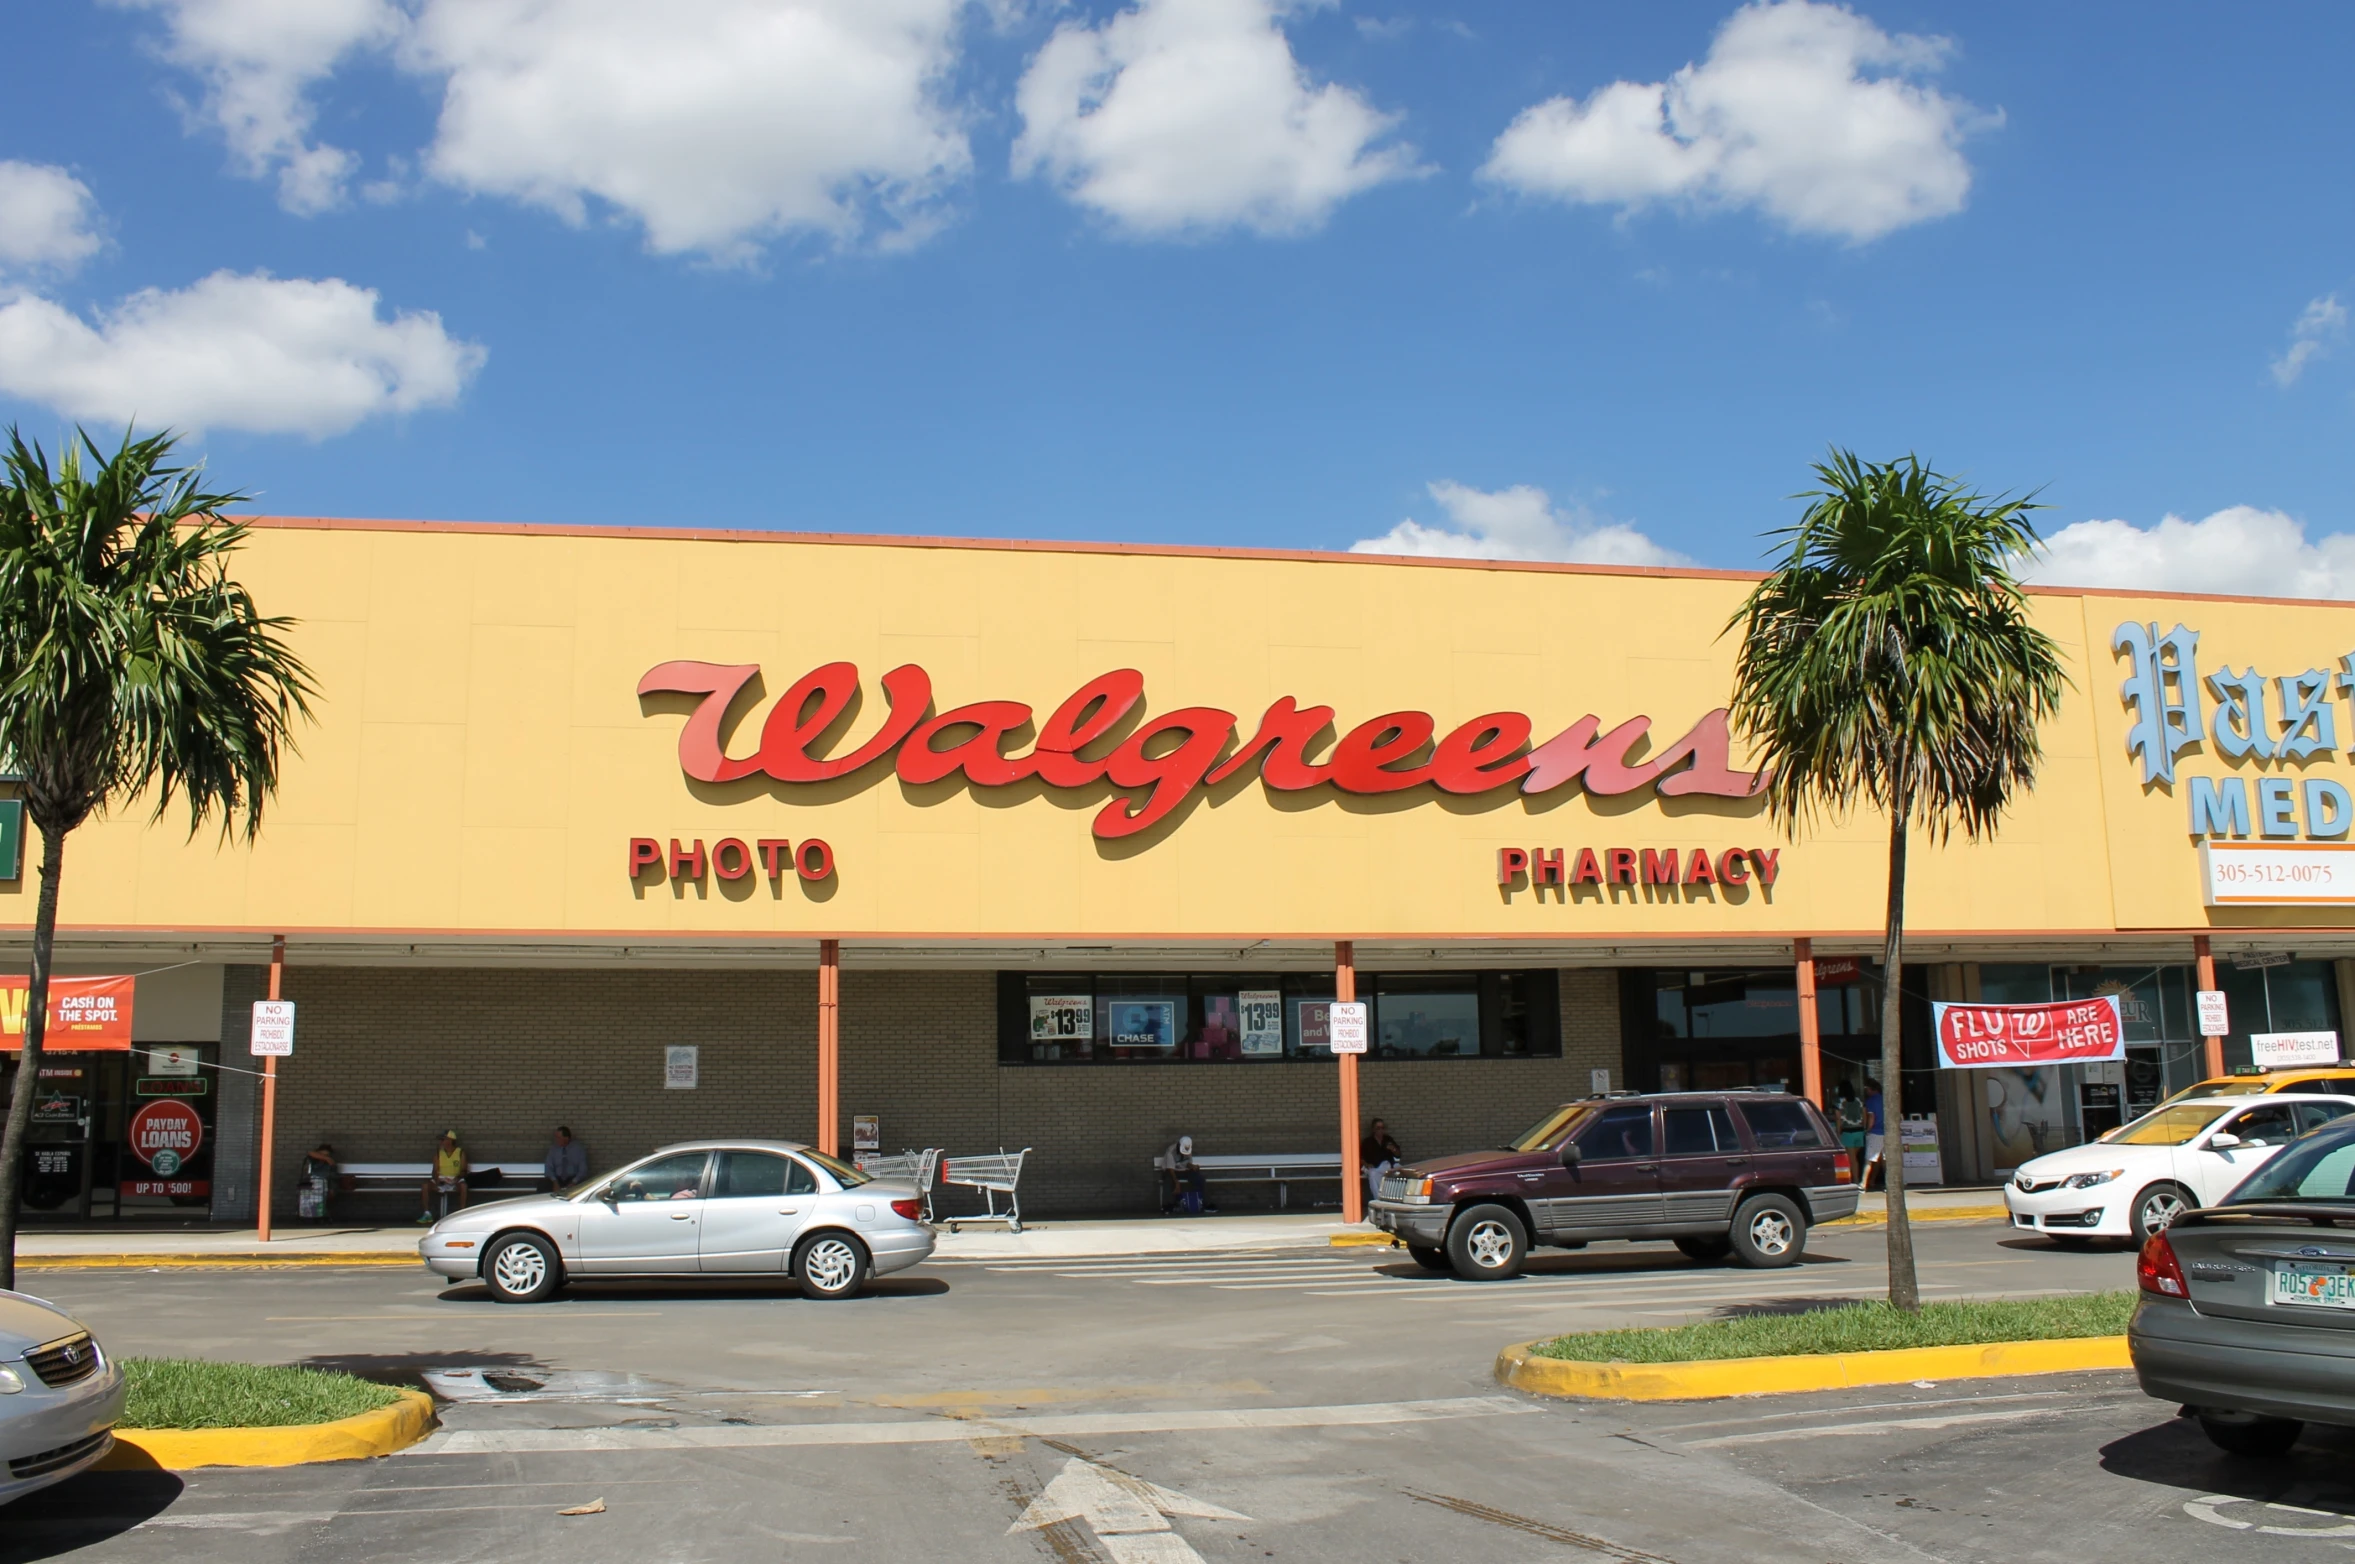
[2195,935,2224,1080]
[817,939,841,1157]
[1796,937,1823,1107]
[257,934,283,1243]
[1337,941,1362,1224]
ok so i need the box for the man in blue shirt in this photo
[544,1125,589,1191]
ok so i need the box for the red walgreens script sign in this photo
[1933,995,2126,1069]
[0,975,136,1050]
[639,661,1765,841]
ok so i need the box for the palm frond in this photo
[0,426,315,839]
[1724,450,2069,844]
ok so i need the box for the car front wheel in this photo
[2132,1182,2190,1241]
[795,1232,871,1300]
[1406,1243,1449,1272]
[1675,1236,1734,1264]
[1729,1194,1806,1268]
[482,1232,562,1303]
[1446,1204,1528,1281]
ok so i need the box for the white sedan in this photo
[0,1289,124,1509]
[2006,1093,2355,1246]
[420,1139,934,1302]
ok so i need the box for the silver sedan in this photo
[419,1139,934,1302]
[0,1288,125,1508]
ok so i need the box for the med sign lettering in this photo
[1933,995,2126,1069]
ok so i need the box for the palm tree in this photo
[0,429,312,1286]
[1726,451,2066,1311]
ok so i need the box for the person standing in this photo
[1833,1083,1868,1182]
[1361,1118,1404,1200]
[298,1142,340,1222]
[419,1130,470,1224]
[544,1125,589,1191]
[1862,1078,1886,1190]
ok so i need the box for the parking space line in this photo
[1652,1389,2101,1433]
[1682,1407,2057,1447]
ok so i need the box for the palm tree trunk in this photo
[0,823,65,1290]
[1880,803,1919,1312]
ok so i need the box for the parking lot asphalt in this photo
[7,1220,2338,1563]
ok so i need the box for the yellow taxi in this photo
[2152,1065,2355,1112]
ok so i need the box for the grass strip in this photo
[1530,1292,2136,1364]
[121,1358,403,1430]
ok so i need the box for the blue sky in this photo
[0,1,2348,591]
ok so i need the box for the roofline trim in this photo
[230,514,2355,610]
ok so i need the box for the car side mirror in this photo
[2208,1133,2242,1150]
[1560,1143,1583,1168]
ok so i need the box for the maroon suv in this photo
[1367,1091,1859,1279]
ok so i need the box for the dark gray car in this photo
[2130,1116,2355,1456]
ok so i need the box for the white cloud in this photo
[112,0,402,214]
[2025,506,2355,600]
[2272,293,2347,387]
[405,0,973,259]
[1480,0,1985,242]
[1351,480,1691,567]
[0,163,103,274]
[0,271,485,438]
[1014,0,1422,238]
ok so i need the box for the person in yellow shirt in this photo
[418,1129,471,1225]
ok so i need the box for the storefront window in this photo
[1633,968,1877,1094]
[998,971,1560,1064]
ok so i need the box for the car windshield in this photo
[2225,1127,2355,1203]
[799,1148,872,1187]
[2111,1103,2238,1146]
[1510,1105,1588,1152]
[2155,1079,2273,1108]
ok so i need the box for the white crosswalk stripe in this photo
[937,1247,1955,1306]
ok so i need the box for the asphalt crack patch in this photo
[1404,1490,1679,1562]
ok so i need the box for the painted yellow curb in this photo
[1497,1334,2132,1402]
[98,1389,436,1470]
[21,1252,416,1270]
[1329,1231,1403,1248]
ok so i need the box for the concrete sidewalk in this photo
[12,1185,2008,1266]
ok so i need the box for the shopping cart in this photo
[939,1148,1031,1233]
[855,1148,943,1221]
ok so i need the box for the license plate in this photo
[2271,1262,2355,1309]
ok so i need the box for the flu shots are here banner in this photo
[0,975,135,1049]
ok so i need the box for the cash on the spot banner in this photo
[1932,993,2124,1069]
[0,975,136,1050]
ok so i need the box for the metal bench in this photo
[337,1161,532,1193]
[1153,1151,1343,1210]
[939,1149,1030,1233]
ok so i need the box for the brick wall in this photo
[245,963,1623,1220]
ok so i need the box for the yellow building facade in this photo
[7,517,2355,1220]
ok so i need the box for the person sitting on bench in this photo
[1163,1134,1213,1214]
[418,1129,470,1225]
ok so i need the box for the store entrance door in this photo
[11,1054,120,1220]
